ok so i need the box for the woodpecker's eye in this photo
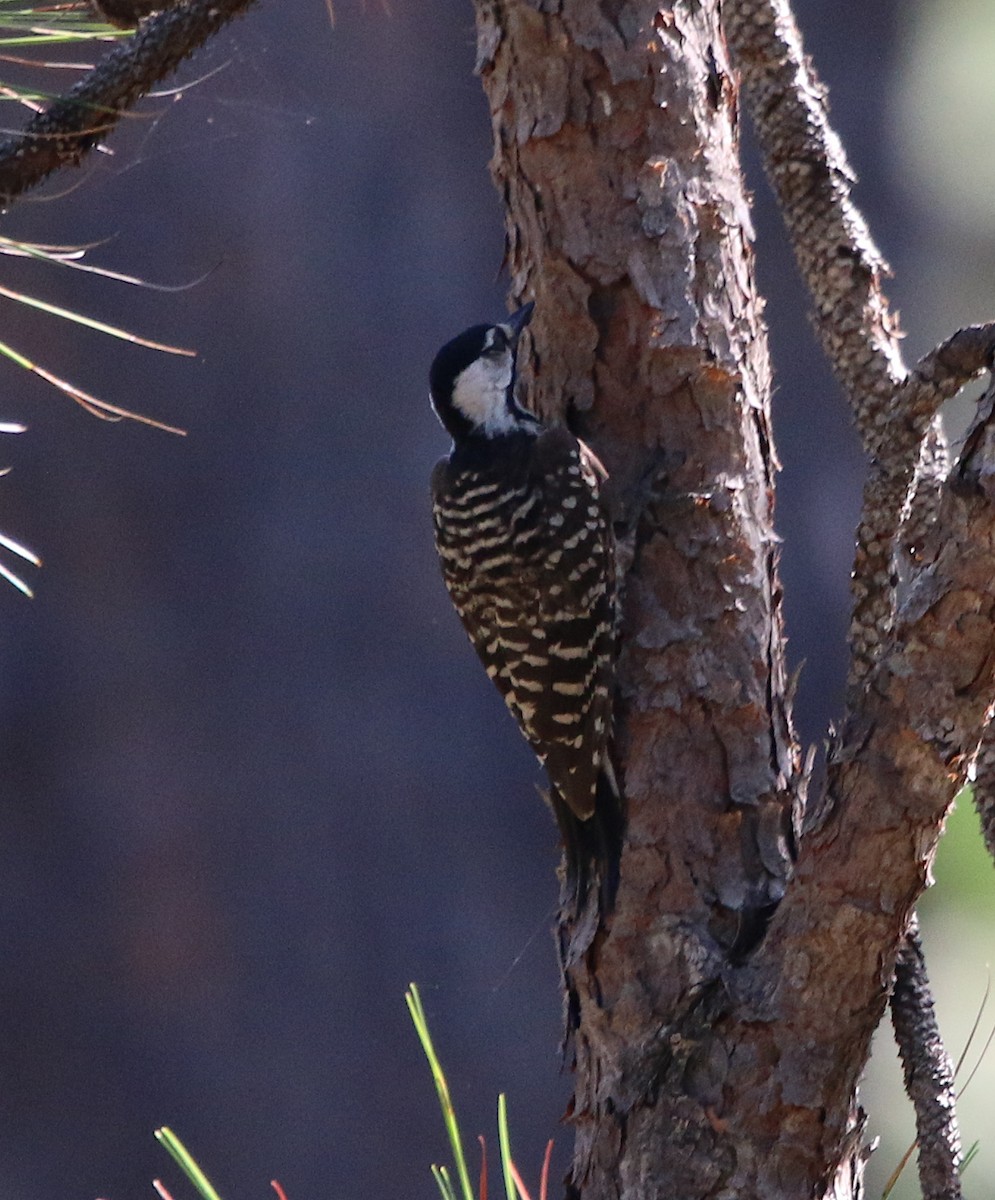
[482,327,508,357]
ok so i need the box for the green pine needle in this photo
[406,983,476,1200]
[154,1127,224,1200]
[0,7,196,434]
[497,1095,516,1200]
[0,279,195,354]
[431,1163,459,1200]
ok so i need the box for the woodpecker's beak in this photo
[506,301,535,342]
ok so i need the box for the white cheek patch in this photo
[452,352,519,435]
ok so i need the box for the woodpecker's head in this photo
[429,302,538,441]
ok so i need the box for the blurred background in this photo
[0,2,991,1198]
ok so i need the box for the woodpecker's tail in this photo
[551,760,624,937]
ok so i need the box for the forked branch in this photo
[726,0,995,687]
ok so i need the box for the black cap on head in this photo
[429,301,538,442]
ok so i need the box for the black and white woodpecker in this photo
[429,302,622,913]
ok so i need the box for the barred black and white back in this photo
[429,304,622,913]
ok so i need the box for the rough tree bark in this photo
[472,1,995,1198]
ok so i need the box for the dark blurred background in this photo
[0,3,991,1198]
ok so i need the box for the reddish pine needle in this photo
[477,1135,488,1200]
[539,1141,553,1200]
[508,1159,531,1200]
[270,1182,289,1200]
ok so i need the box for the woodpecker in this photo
[429,302,622,915]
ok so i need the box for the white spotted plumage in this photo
[428,305,619,828]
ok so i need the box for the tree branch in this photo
[0,0,258,208]
[849,314,995,689]
[728,380,995,1192]
[900,323,995,432]
[722,0,905,445]
[902,419,949,565]
[891,917,963,1200]
[724,0,913,689]
[726,0,995,685]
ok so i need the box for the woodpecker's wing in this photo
[524,429,616,819]
[431,456,522,713]
[431,431,617,822]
